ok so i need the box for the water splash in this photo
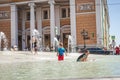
[32,29,42,51]
[68,35,74,53]
[53,37,59,51]
[0,32,8,51]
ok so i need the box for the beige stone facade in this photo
[0,0,110,51]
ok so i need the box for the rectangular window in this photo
[43,10,48,19]
[61,8,66,18]
[68,8,70,17]
[61,7,70,18]
[26,12,30,20]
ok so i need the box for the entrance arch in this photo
[60,25,71,50]
[43,26,50,49]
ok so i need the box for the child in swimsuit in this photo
[57,42,67,61]
[77,49,89,62]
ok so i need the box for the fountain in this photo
[0,32,8,51]
[68,35,74,53]
[53,37,59,51]
[32,29,42,51]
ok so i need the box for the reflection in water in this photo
[0,56,120,80]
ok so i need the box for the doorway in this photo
[26,35,30,50]
[44,34,50,48]
[18,35,22,50]
[63,33,70,51]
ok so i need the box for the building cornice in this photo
[0,0,48,7]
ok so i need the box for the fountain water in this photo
[32,29,42,51]
[68,35,74,53]
[53,37,59,51]
[0,52,120,80]
[0,32,8,51]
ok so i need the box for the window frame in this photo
[60,6,70,19]
[26,11,30,21]
[42,8,50,20]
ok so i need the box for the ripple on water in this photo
[0,55,120,80]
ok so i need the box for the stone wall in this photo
[60,18,70,27]
[75,0,97,46]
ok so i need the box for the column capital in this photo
[28,2,35,7]
[48,0,55,5]
[11,3,17,12]
[10,3,16,6]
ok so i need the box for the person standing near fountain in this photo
[32,36,38,55]
[57,42,67,61]
[34,40,38,55]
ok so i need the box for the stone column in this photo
[28,2,35,50]
[48,0,56,48]
[36,7,42,37]
[22,9,26,50]
[96,0,103,47]
[70,0,77,52]
[36,7,42,50]
[11,4,18,47]
[55,5,60,38]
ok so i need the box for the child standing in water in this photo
[57,42,67,61]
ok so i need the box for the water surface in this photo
[0,53,120,80]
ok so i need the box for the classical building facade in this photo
[0,0,110,50]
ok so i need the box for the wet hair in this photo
[59,42,63,47]
[81,49,88,53]
[84,49,88,53]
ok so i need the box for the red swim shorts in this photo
[58,55,64,61]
